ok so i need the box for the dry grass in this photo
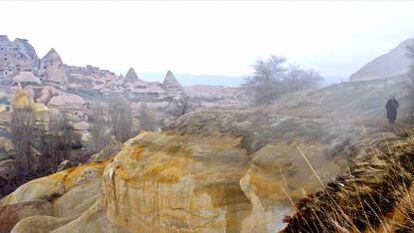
[282,133,414,233]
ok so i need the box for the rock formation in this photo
[10,72,41,85]
[38,49,67,84]
[1,72,412,232]
[48,92,86,111]
[350,38,414,81]
[162,70,183,91]
[124,68,139,82]
[0,35,245,145]
[2,35,414,232]
[0,36,39,78]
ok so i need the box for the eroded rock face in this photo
[12,89,53,124]
[0,36,40,78]
[88,137,123,163]
[103,132,251,232]
[48,93,86,110]
[124,68,139,82]
[163,70,183,92]
[0,113,349,233]
[10,72,41,85]
[0,200,52,233]
[38,49,67,84]
[2,160,120,233]
[36,86,62,104]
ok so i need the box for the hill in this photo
[350,38,414,81]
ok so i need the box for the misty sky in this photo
[1,1,414,84]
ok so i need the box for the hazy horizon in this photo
[1,1,414,86]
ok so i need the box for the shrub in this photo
[242,56,322,105]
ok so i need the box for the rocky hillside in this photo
[0,35,245,170]
[0,35,244,133]
[0,72,411,232]
[350,38,414,81]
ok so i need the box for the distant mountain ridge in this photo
[350,38,414,81]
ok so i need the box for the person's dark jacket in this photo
[386,98,399,120]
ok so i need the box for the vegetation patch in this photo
[283,136,414,232]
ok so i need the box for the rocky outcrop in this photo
[10,71,41,85]
[162,70,183,91]
[124,68,139,82]
[12,89,53,123]
[88,137,122,163]
[0,36,40,78]
[104,131,252,232]
[36,86,62,104]
[48,93,86,110]
[1,159,126,233]
[38,49,66,84]
[350,38,414,81]
[0,112,356,233]
[0,200,52,233]
[0,36,209,148]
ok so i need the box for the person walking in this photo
[386,96,399,125]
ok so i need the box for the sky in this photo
[1,1,414,85]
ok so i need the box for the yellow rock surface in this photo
[11,89,52,123]
[1,129,344,233]
[240,141,341,232]
[103,131,251,233]
[0,200,52,233]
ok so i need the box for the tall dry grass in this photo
[282,132,414,233]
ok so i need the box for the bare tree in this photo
[90,99,110,152]
[172,95,193,117]
[11,106,34,175]
[242,56,287,105]
[38,113,72,172]
[242,55,322,105]
[108,96,132,142]
[284,66,323,93]
[139,102,157,131]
